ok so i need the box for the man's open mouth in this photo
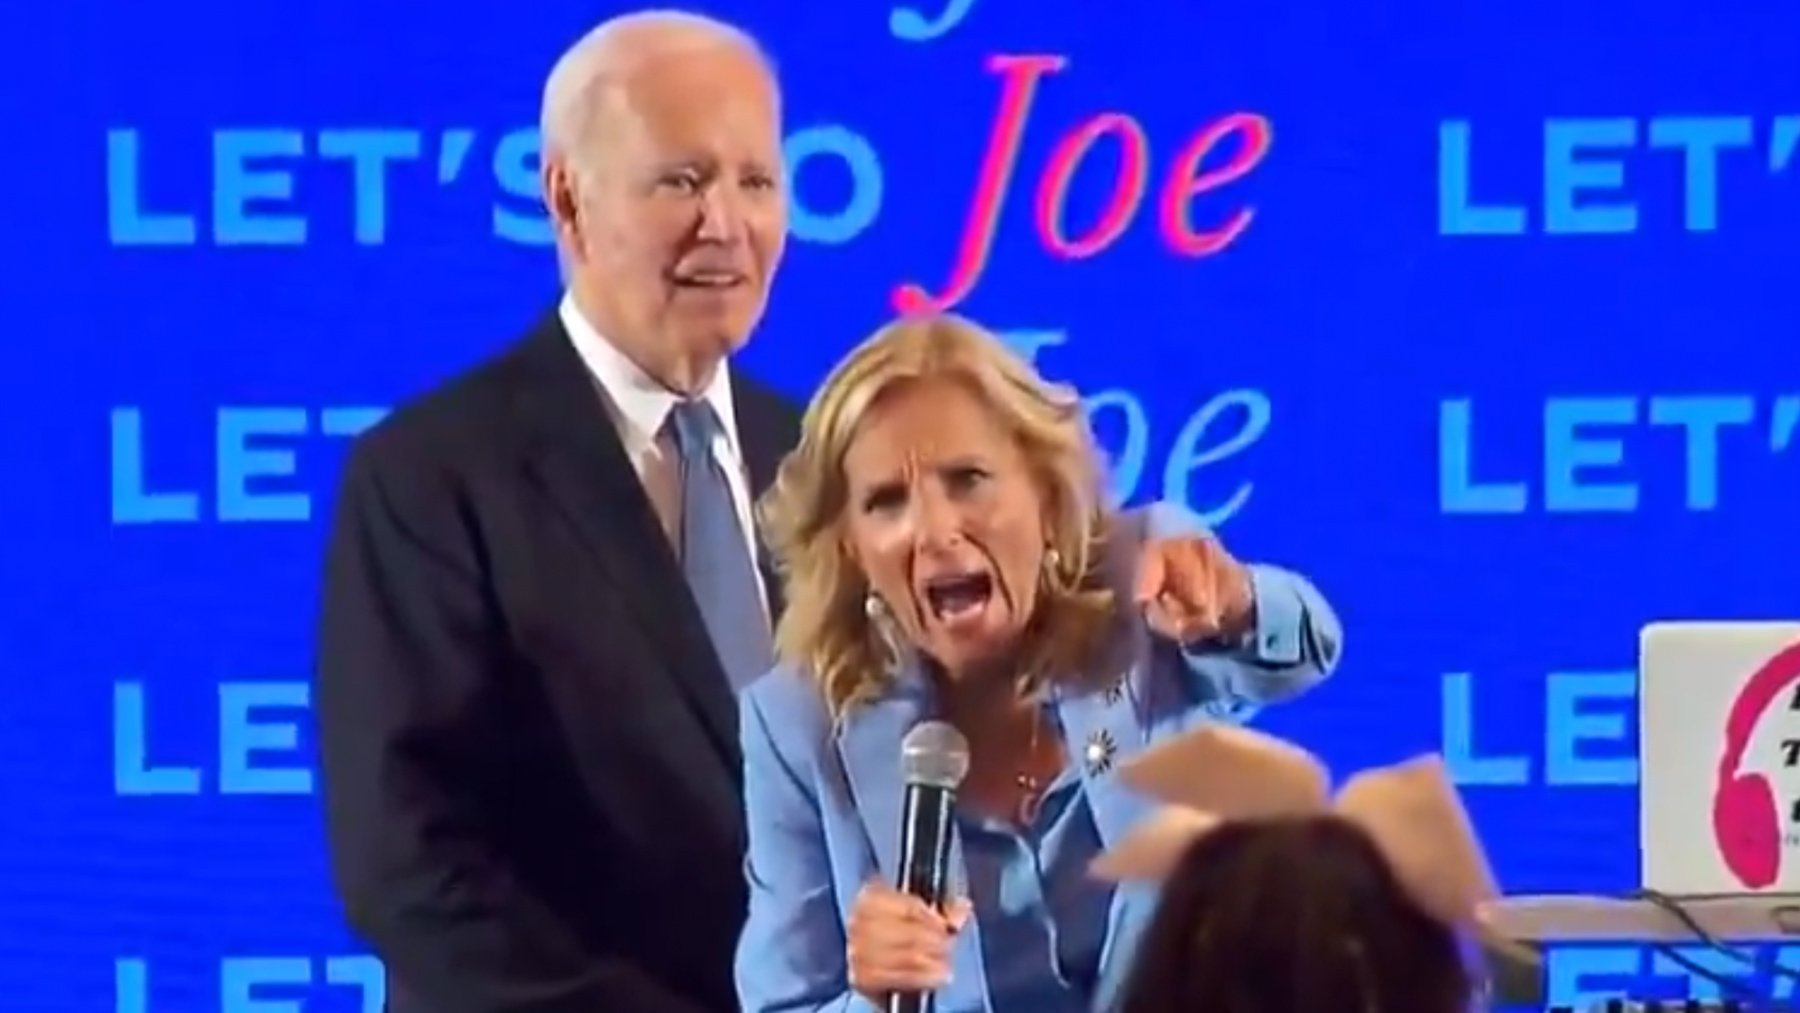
[671,269,746,290]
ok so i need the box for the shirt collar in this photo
[559,292,740,452]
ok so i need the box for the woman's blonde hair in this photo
[758,313,1120,718]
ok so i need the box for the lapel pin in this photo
[1102,678,1126,706]
[1084,729,1117,776]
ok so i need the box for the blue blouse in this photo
[956,714,1111,1012]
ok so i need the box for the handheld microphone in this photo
[889,720,971,1013]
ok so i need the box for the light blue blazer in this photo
[735,502,1343,1013]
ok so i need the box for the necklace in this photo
[1012,708,1046,826]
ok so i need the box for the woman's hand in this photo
[1135,535,1254,643]
[845,881,972,1003]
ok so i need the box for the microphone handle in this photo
[888,782,955,1013]
[887,993,933,1013]
[896,782,954,904]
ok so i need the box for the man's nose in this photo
[695,184,745,242]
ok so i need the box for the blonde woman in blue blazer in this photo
[736,314,1344,1013]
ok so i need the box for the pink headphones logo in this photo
[1711,640,1800,889]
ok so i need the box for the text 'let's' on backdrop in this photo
[0,0,1794,1009]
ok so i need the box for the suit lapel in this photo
[1053,623,1160,849]
[730,372,798,621]
[510,314,740,770]
[1053,629,1167,988]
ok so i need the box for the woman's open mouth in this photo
[922,571,994,625]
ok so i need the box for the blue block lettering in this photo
[107,130,198,245]
[1544,118,1638,233]
[220,682,314,795]
[222,957,311,1013]
[1544,397,1639,512]
[1440,673,1531,785]
[111,408,201,523]
[492,129,548,244]
[1650,395,1754,510]
[1545,672,1638,785]
[1648,116,1751,231]
[1439,400,1528,513]
[214,129,308,245]
[113,682,202,795]
[319,129,422,244]
[1437,121,1526,235]
[218,408,311,522]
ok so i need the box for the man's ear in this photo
[542,158,582,244]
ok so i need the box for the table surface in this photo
[1485,893,1800,942]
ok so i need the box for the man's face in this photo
[552,43,787,387]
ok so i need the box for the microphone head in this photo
[901,721,971,790]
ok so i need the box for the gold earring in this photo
[863,593,903,674]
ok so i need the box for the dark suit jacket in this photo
[315,309,801,1013]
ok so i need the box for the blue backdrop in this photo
[4,0,1797,1009]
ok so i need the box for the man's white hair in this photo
[538,9,776,172]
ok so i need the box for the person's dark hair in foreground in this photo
[1115,816,1477,1013]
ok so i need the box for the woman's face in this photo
[840,376,1050,679]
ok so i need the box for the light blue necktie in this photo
[669,400,774,690]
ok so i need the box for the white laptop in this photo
[1640,620,1800,897]
[1484,621,1800,944]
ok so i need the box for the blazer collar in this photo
[523,300,796,609]
[558,293,743,467]
[1048,630,1160,848]
[728,370,794,620]
[837,662,935,879]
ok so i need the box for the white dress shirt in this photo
[559,294,766,615]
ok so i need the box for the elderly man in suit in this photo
[315,10,797,1013]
